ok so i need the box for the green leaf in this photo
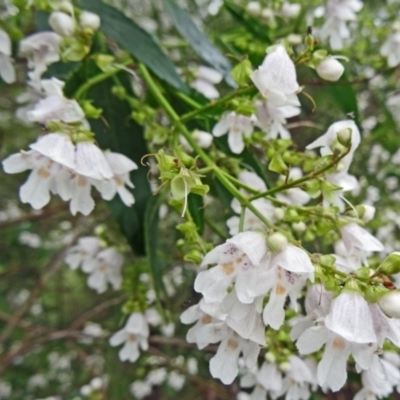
[163,0,234,86]
[144,194,167,298]
[326,71,359,125]
[188,194,204,234]
[88,78,153,255]
[224,2,271,43]
[79,0,188,92]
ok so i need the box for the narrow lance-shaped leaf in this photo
[79,0,188,92]
[163,0,235,87]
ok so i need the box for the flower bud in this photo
[267,232,288,253]
[260,8,274,21]
[273,208,285,221]
[246,1,261,16]
[336,127,352,147]
[281,2,301,19]
[80,385,92,396]
[79,11,101,31]
[378,290,400,319]
[279,361,291,373]
[265,352,276,363]
[49,11,76,37]
[292,221,306,232]
[361,204,376,222]
[377,252,400,275]
[316,57,345,82]
[193,130,213,149]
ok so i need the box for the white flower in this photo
[167,371,186,390]
[19,32,62,81]
[251,46,299,106]
[251,236,314,329]
[79,11,101,30]
[109,313,149,362]
[49,11,76,37]
[27,79,85,124]
[146,368,167,386]
[180,300,228,349]
[82,247,123,293]
[341,223,384,263]
[130,380,152,399]
[380,31,400,68]
[318,0,363,50]
[2,133,137,215]
[255,100,301,139]
[306,119,361,173]
[93,151,137,207]
[210,329,260,384]
[190,65,223,99]
[281,2,301,18]
[195,231,268,304]
[273,356,316,400]
[64,236,102,270]
[325,291,377,344]
[0,29,15,83]
[221,291,266,344]
[316,56,345,81]
[212,111,253,154]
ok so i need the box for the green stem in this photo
[180,86,257,123]
[239,206,246,232]
[138,63,273,229]
[74,59,131,99]
[249,150,351,201]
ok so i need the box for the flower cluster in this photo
[181,230,314,384]
[64,236,124,293]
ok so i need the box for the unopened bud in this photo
[377,252,400,276]
[246,1,261,16]
[292,221,306,232]
[336,127,352,147]
[316,57,345,82]
[279,361,291,373]
[265,352,275,363]
[361,204,376,222]
[273,208,285,221]
[79,11,101,31]
[378,290,400,319]
[267,232,288,253]
[260,8,274,20]
[49,11,76,36]
[193,130,213,149]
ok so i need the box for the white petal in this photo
[209,336,241,384]
[119,340,140,362]
[109,329,128,346]
[212,113,230,137]
[325,292,377,344]
[69,175,95,216]
[30,133,75,170]
[194,265,233,303]
[271,244,314,275]
[0,53,15,84]
[296,326,329,354]
[317,334,351,392]
[74,142,113,180]
[2,151,35,173]
[180,304,202,324]
[104,152,137,174]
[227,231,267,266]
[228,129,245,154]
[19,168,52,209]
